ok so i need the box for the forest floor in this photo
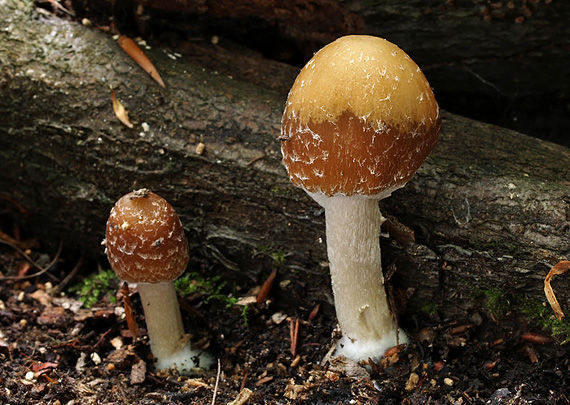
[2,3,569,404]
[0,232,569,405]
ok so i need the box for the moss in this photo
[420,300,440,318]
[270,249,286,264]
[478,286,511,319]
[519,299,570,344]
[472,282,570,344]
[175,272,225,297]
[255,245,287,264]
[70,269,118,308]
[175,272,248,325]
[270,186,289,196]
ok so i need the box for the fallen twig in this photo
[289,317,300,358]
[211,358,221,405]
[256,269,277,305]
[0,239,62,281]
[521,332,554,345]
[121,283,139,339]
[52,254,83,295]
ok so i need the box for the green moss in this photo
[270,249,286,264]
[471,282,570,344]
[479,286,511,319]
[175,272,225,297]
[519,299,570,344]
[70,269,118,308]
[420,300,440,318]
[255,245,287,264]
[270,186,288,196]
[175,272,248,325]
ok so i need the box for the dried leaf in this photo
[121,283,139,339]
[289,317,300,357]
[405,372,420,391]
[129,359,146,385]
[110,87,133,128]
[227,388,253,405]
[117,35,165,88]
[308,303,320,322]
[523,344,539,363]
[521,332,554,344]
[256,269,277,305]
[544,260,570,321]
[37,306,69,326]
[32,362,58,374]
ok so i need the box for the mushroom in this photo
[104,188,212,373]
[280,35,441,361]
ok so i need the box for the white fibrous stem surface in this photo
[310,193,407,361]
[137,282,213,374]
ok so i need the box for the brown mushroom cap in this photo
[105,189,189,284]
[281,35,441,198]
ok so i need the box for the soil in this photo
[1,223,569,405]
[2,3,569,404]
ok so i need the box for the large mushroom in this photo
[104,189,212,373]
[280,35,441,361]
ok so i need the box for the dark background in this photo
[68,0,570,147]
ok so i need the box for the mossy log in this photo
[1,1,569,322]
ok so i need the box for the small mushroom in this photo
[105,188,212,373]
[280,35,441,361]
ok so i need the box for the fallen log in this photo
[1,0,569,322]
[74,0,570,143]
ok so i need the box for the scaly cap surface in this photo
[281,35,441,198]
[105,189,189,284]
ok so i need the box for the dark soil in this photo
[2,3,569,404]
[1,228,569,405]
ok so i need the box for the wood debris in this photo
[111,87,134,128]
[544,260,570,320]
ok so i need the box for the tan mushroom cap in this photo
[105,189,189,284]
[281,35,441,198]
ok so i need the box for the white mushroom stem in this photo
[137,282,213,373]
[310,194,407,361]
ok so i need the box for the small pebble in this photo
[44,282,54,294]
[196,142,205,155]
[271,312,287,325]
[110,336,124,350]
[405,372,419,391]
[25,371,35,381]
[90,352,102,365]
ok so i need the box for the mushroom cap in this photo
[281,35,441,198]
[105,189,189,284]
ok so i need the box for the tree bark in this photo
[1,0,569,319]
[77,0,570,144]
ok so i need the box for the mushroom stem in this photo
[138,282,211,373]
[311,194,406,360]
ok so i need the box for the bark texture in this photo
[78,0,570,144]
[1,0,569,319]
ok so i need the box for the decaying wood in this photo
[75,0,570,143]
[1,1,569,321]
